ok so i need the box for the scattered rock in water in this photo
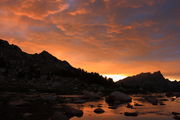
[172,112,180,116]
[124,112,138,116]
[94,108,105,114]
[108,106,117,109]
[64,98,73,103]
[172,112,180,120]
[89,104,95,108]
[9,99,27,106]
[83,91,101,100]
[41,95,57,102]
[166,92,180,97]
[23,113,33,118]
[127,103,134,109]
[105,91,132,105]
[52,112,69,120]
[97,104,103,107]
[134,103,143,106]
[63,106,83,118]
[171,98,176,101]
[159,101,166,105]
[144,96,158,105]
[159,98,169,101]
[73,98,86,104]
[174,115,180,120]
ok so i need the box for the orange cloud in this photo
[69,8,88,16]
[0,0,179,80]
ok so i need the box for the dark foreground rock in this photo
[172,112,180,116]
[105,91,132,105]
[166,92,180,97]
[63,106,83,118]
[94,108,105,114]
[134,103,143,106]
[144,96,158,105]
[0,92,84,120]
[174,115,180,120]
[82,91,101,100]
[52,112,69,120]
[124,112,138,116]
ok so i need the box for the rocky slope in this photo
[0,39,114,93]
[116,71,180,92]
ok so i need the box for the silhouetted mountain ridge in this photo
[0,39,114,93]
[117,71,180,92]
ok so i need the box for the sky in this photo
[0,0,179,80]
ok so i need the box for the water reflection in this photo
[70,95,179,120]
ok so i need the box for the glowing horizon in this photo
[102,74,127,82]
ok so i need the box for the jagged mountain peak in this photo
[0,39,22,52]
[0,39,9,46]
[40,50,50,55]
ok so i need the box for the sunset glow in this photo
[0,0,179,80]
[102,74,127,82]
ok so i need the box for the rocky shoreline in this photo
[0,91,180,120]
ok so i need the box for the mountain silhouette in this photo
[0,39,114,93]
[117,71,180,92]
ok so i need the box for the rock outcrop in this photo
[105,91,132,104]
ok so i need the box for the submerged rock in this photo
[124,112,138,116]
[134,103,143,106]
[63,106,83,117]
[105,91,132,104]
[172,112,180,116]
[159,101,166,105]
[144,96,158,105]
[82,91,101,100]
[174,115,180,120]
[94,108,105,114]
[52,112,69,120]
[127,103,134,109]
[108,106,117,109]
[166,92,180,97]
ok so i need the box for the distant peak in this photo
[40,50,50,55]
[0,39,9,46]
[39,50,58,61]
[153,71,162,75]
[0,39,22,52]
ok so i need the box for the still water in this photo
[69,95,179,120]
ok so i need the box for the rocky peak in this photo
[0,39,9,46]
[152,71,165,80]
[39,50,59,62]
[0,39,22,52]
[40,50,51,55]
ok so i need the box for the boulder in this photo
[94,108,105,114]
[174,115,180,120]
[124,112,138,116]
[159,101,165,105]
[172,112,180,116]
[105,91,132,104]
[83,91,101,100]
[144,96,158,105]
[52,112,69,120]
[63,106,83,118]
[134,103,143,106]
[166,92,180,97]
[127,103,134,109]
